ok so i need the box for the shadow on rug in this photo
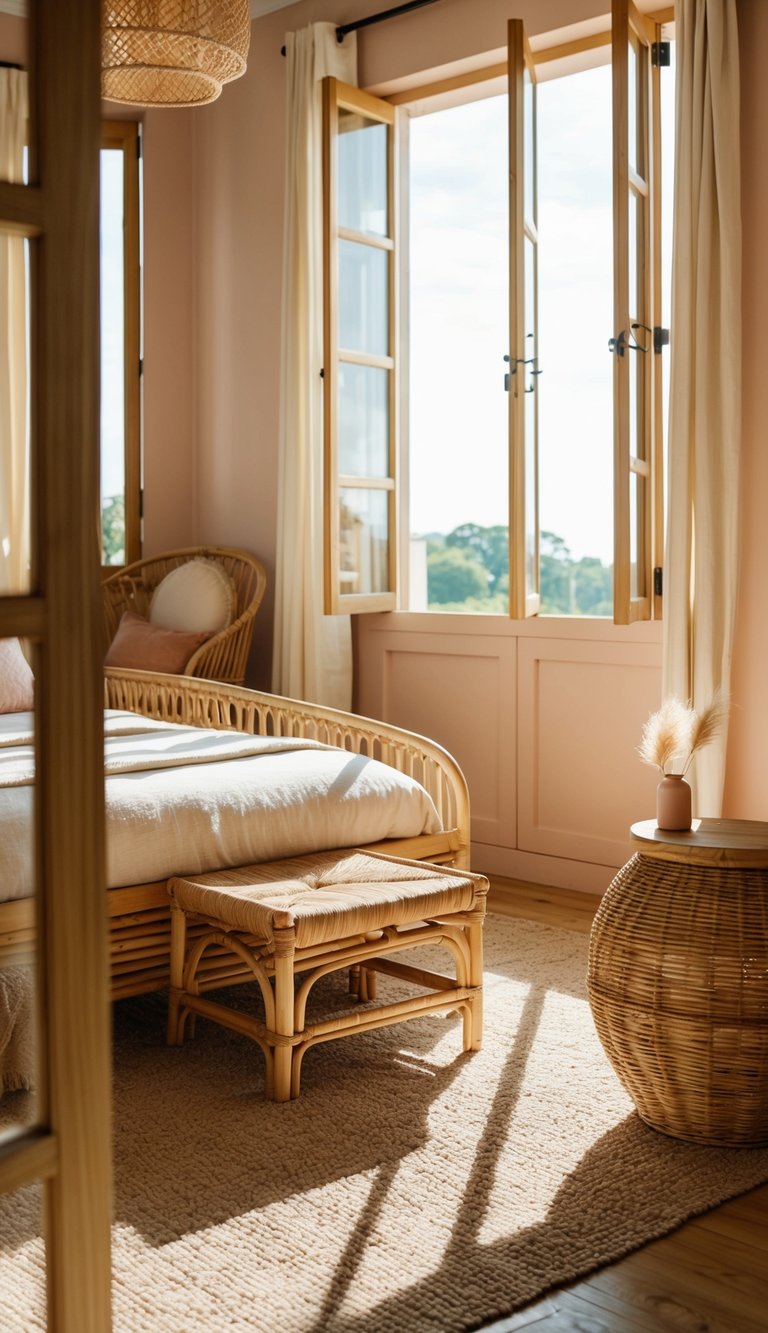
[1,913,767,1332]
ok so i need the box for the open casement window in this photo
[100,119,141,571]
[508,20,540,619]
[323,78,397,614]
[612,0,663,623]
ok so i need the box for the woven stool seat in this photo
[168,850,487,1101]
[170,850,479,949]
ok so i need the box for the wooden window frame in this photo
[377,7,671,625]
[323,78,398,615]
[0,4,112,1327]
[612,0,663,624]
[508,20,541,619]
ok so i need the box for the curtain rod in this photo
[281,0,444,57]
[0,60,23,70]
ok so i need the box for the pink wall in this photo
[723,0,768,817]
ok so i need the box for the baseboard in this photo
[469,841,623,895]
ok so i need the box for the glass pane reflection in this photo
[0,642,37,1135]
[0,229,31,595]
[100,148,126,567]
[339,488,390,597]
[629,189,639,319]
[629,470,646,599]
[338,364,389,478]
[338,109,388,236]
[0,64,27,188]
[628,38,638,174]
[524,68,535,226]
[339,240,389,356]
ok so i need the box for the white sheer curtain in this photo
[272,23,356,709]
[662,0,741,814]
[0,67,29,595]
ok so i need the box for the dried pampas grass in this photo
[639,689,729,776]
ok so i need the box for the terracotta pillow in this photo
[0,638,34,713]
[105,611,211,674]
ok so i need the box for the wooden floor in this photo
[482,876,768,1333]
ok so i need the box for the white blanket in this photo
[0,710,442,902]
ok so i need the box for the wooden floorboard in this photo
[480,876,768,1333]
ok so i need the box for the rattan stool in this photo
[588,819,768,1146]
[167,849,487,1101]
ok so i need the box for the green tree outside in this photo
[425,523,612,615]
[101,493,125,566]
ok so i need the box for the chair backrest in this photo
[102,546,268,685]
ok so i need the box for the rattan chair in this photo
[102,546,267,686]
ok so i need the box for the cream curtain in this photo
[0,68,29,596]
[272,23,356,709]
[662,0,741,814]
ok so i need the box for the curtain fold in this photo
[272,23,356,709]
[0,68,29,596]
[662,0,741,814]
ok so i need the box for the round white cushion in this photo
[149,558,236,634]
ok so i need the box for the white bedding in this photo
[0,710,442,903]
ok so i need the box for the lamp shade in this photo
[102,0,251,108]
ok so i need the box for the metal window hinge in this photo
[652,41,671,67]
[653,326,669,354]
[654,567,663,596]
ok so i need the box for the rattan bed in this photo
[0,668,470,1000]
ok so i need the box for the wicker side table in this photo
[587,818,768,1147]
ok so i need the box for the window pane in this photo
[629,343,639,461]
[0,229,31,595]
[338,110,388,236]
[629,470,646,598]
[0,66,27,188]
[628,38,638,175]
[524,68,536,226]
[629,188,639,319]
[339,240,388,357]
[538,64,613,616]
[0,643,38,1136]
[409,96,509,613]
[339,363,389,477]
[524,233,538,599]
[339,488,389,597]
[100,147,126,566]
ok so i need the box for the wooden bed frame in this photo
[0,669,470,1000]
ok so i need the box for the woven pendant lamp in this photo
[102,0,251,108]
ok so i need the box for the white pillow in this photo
[149,558,235,635]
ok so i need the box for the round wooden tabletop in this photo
[630,817,768,869]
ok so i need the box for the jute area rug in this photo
[2,913,768,1332]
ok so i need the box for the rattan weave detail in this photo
[588,852,768,1146]
[102,546,266,686]
[103,0,251,107]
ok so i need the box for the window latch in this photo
[504,352,541,392]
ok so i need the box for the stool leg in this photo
[167,901,187,1046]
[272,929,296,1102]
[465,918,484,1051]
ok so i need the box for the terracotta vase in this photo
[656,774,692,831]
